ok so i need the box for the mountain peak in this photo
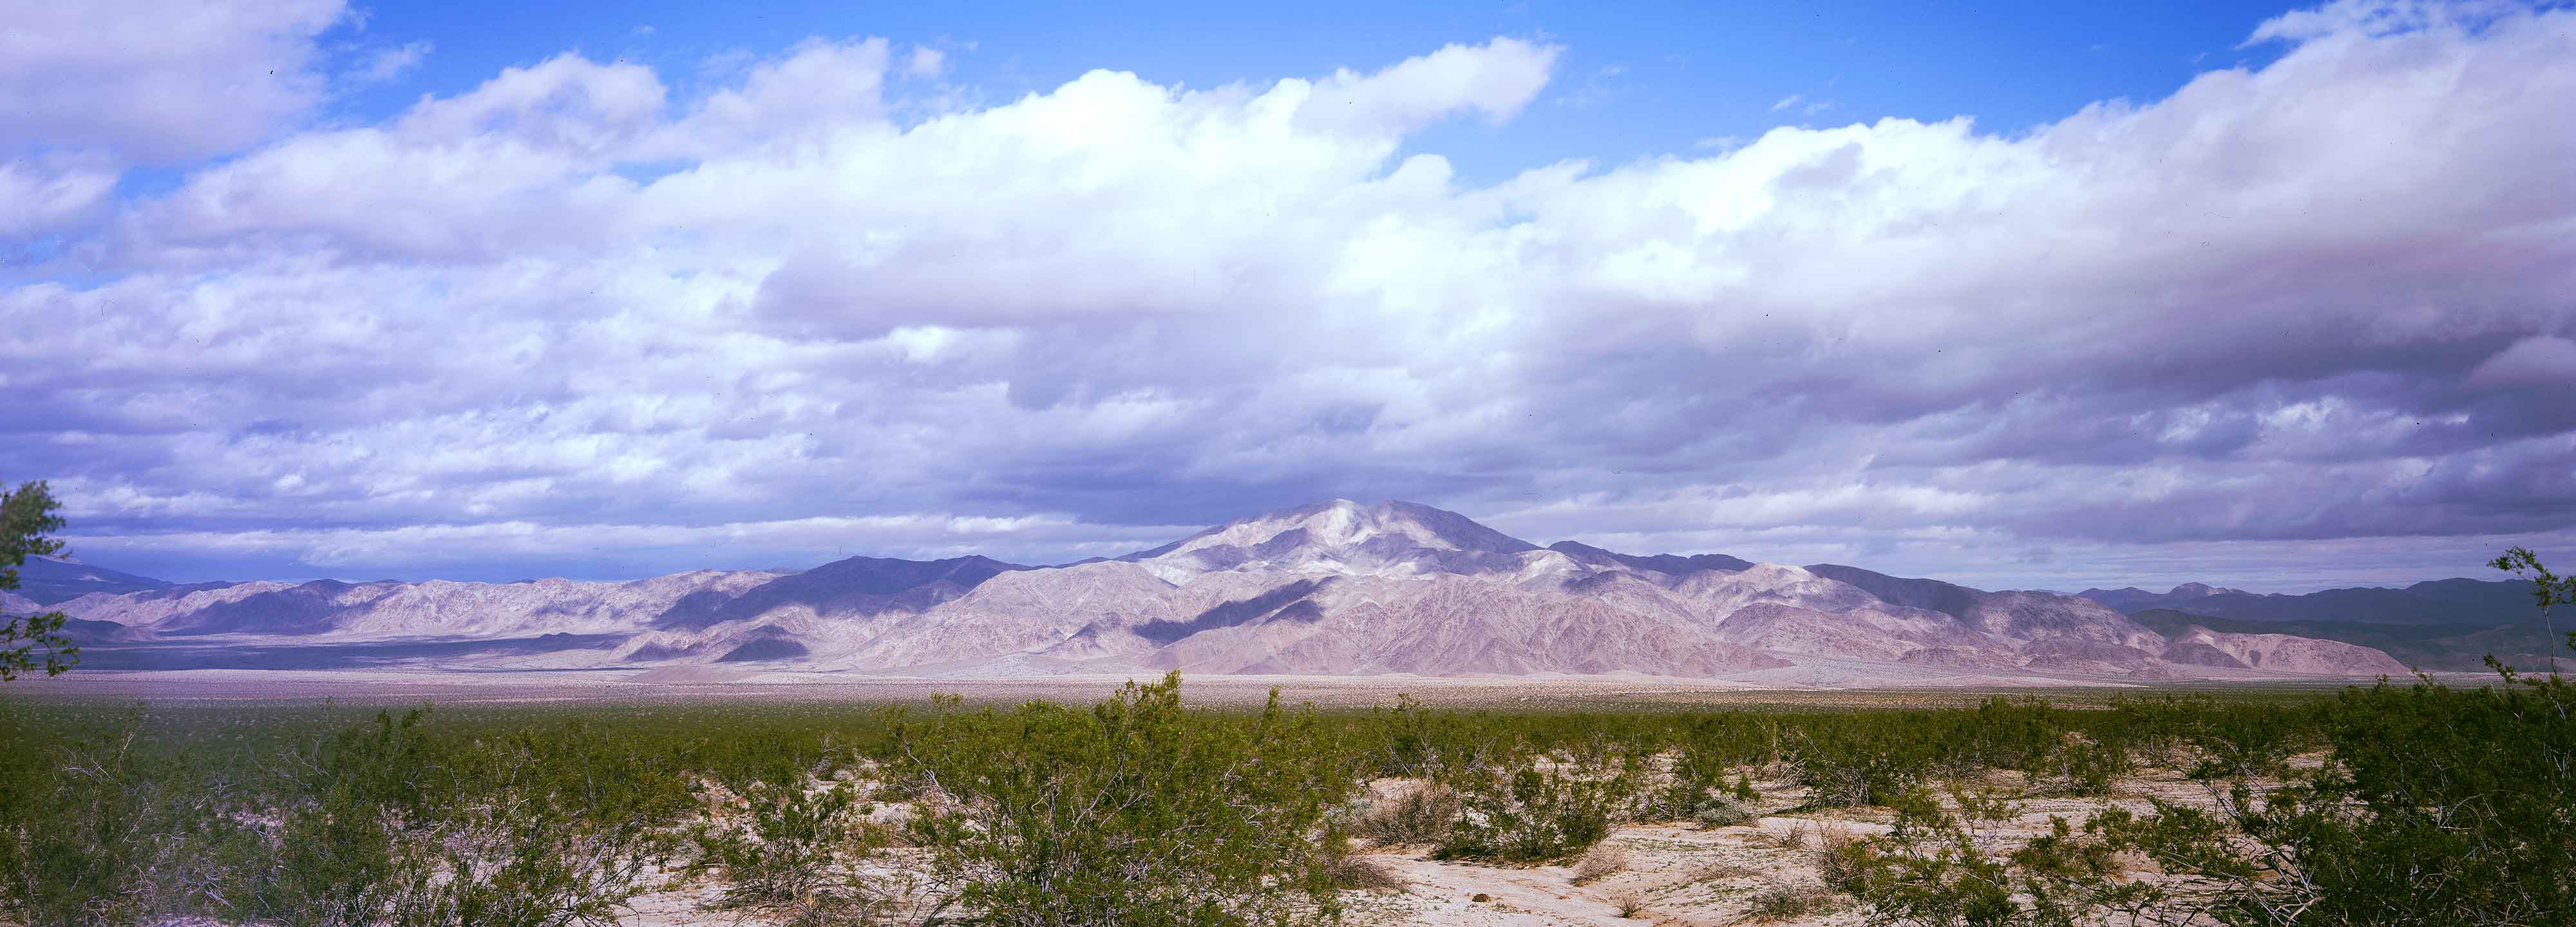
[1128,498,1539,579]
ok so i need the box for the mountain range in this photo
[2075,580,2558,671]
[2075,580,2540,627]
[16,500,2504,682]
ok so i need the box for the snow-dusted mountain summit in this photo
[52,500,2408,681]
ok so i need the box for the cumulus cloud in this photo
[0,0,343,162]
[3,1,2572,588]
[0,158,116,237]
[1294,38,1560,135]
[0,0,343,242]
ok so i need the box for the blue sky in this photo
[329,1,2298,185]
[4,1,2572,592]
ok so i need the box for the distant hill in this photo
[13,556,179,605]
[2074,583,2243,613]
[2076,579,2540,626]
[2128,608,2566,673]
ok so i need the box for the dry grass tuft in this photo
[1812,824,1873,894]
[1323,852,1407,891]
[1609,889,1649,917]
[1351,782,1462,846]
[1572,841,1631,884]
[1756,820,1812,850]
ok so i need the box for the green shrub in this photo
[1434,749,1634,862]
[0,706,229,924]
[2100,653,2576,926]
[884,673,1352,927]
[1692,794,1759,829]
[690,776,887,922]
[2023,733,2131,797]
[1835,785,2158,927]
[1790,723,1937,808]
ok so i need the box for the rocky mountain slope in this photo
[12,556,181,604]
[54,500,2413,680]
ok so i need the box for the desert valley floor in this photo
[12,670,2354,927]
[10,666,2381,709]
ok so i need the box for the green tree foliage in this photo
[1,481,77,680]
[2490,545,2575,673]
[882,673,1354,927]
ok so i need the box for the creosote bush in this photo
[690,776,889,924]
[2094,647,2576,927]
[882,672,1354,927]
[1433,745,1636,863]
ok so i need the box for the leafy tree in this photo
[1,481,77,680]
[2490,546,2574,673]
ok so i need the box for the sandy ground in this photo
[599,763,2237,927]
[10,667,2369,710]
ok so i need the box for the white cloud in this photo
[352,40,432,84]
[1293,37,1560,135]
[0,158,116,237]
[6,4,2574,586]
[905,44,946,79]
[0,0,343,162]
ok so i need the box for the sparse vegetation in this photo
[1742,881,1830,921]
[1433,740,1636,863]
[1350,782,1461,845]
[1692,794,1761,829]
[0,601,2564,924]
[688,774,888,924]
[1571,841,1629,883]
[881,673,1353,926]
[1609,889,1648,917]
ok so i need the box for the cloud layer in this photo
[5,1,2571,591]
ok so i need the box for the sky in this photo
[3,0,2571,594]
